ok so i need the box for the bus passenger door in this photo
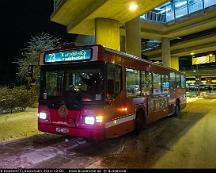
[105,63,134,138]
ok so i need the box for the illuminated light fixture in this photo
[38,112,47,120]
[209,54,213,57]
[84,116,95,125]
[96,115,103,123]
[190,52,195,56]
[118,107,128,112]
[129,3,138,11]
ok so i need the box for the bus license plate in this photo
[56,127,69,134]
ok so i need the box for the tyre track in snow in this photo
[0,133,86,168]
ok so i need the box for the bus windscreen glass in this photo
[44,49,92,63]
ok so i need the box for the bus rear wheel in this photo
[134,111,145,134]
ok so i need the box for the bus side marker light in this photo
[118,107,128,112]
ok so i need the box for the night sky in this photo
[0,0,76,85]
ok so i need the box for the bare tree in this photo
[18,33,60,86]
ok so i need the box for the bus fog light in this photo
[38,112,47,120]
[84,116,95,125]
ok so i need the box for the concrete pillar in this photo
[95,18,120,50]
[171,56,179,71]
[161,37,171,68]
[125,17,141,58]
[120,36,126,52]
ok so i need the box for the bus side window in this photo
[162,74,169,94]
[141,71,152,95]
[176,73,181,88]
[170,72,176,88]
[153,73,162,95]
[181,75,186,88]
[107,63,122,98]
[126,68,141,97]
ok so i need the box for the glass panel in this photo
[170,72,176,88]
[162,74,170,93]
[181,75,186,88]
[175,0,188,18]
[188,0,203,14]
[153,73,162,95]
[107,64,121,98]
[66,69,103,101]
[141,71,152,95]
[126,69,141,97]
[166,4,175,22]
[176,73,181,88]
[46,71,63,96]
[204,0,216,8]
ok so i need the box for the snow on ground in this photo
[0,108,41,142]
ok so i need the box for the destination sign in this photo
[44,49,92,63]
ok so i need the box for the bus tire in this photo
[174,100,180,116]
[134,110,145,135]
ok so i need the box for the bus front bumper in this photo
[38,123,105,140]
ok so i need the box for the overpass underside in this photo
[51,0,216,74]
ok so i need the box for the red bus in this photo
[38,44,186,140]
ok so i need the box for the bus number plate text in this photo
[56,127,69,134]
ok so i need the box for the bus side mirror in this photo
[107,79,114,95]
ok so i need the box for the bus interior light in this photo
[84,116,95,125]
[38,112,47,120]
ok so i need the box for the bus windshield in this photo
[41,66,104,102]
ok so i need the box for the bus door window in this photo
[126,68,141,97]
[153,73,162,95]
[141,71,152,96]
[107,63,122,99]
[162,74,169,94]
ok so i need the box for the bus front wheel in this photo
[134,111,145,134]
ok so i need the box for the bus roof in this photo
[103,46,183,75]
[40,44,184,75]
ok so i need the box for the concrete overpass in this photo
[51,0,216,72]
[141,6,216,59]
[51,0,169,58]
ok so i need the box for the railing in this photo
[141,0,216,24]
[53,0,64,11]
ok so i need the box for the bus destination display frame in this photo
[44,48,92,64]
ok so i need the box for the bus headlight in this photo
[84,116,95,125]
[38,112,47,120]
